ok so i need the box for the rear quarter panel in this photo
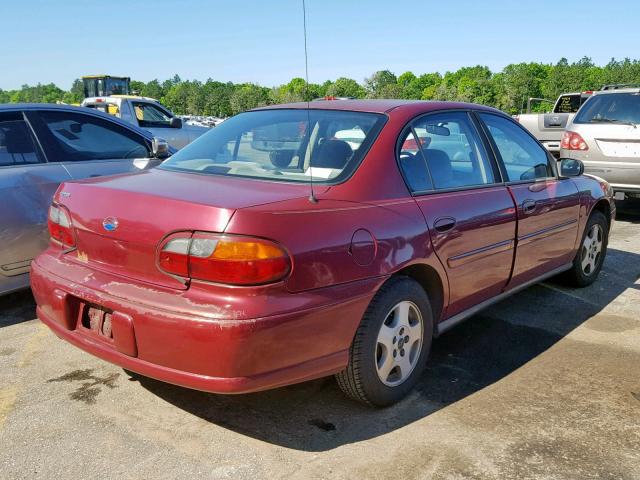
[224,196,447,296]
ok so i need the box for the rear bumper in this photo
[31,255,379,394]
[562,150,640,192]
[609,184,640,195]
[540,140,561,156]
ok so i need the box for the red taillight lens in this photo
[561,131,589,151]
[159,233,291,286]
[48,204,75,247]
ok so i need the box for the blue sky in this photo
[2,0,639,90]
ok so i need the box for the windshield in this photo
[105,78,129,95]
[574,93,640,124]
[160,109,386,183]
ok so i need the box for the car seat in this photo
[312,139,353,169]
[424,148,455,188]
[399,152,432,192]
[1,123,38,165]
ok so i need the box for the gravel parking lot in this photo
[1,202,639,480]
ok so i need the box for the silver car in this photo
[561,88,640,199]
[0,103,172,295]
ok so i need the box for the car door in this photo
[0,110,71,291]
[130,101,186,148]
[477,112,581,287]
[398,111,517,319]
[26,109,160,180]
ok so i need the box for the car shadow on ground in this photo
[616,198,640,223]
[0,289,36,328]
[132,241,640,452]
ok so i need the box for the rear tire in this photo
[335,276,433,407]
[561,210,608,287]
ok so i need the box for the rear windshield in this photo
[553,94,588,113]
[160,109,386,183]
[553,95,581,113]
[574,93,640,125]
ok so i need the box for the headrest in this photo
[313,139,353,169]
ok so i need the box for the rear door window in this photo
[401,111,498,191]
[398,129,433,192]
[0,113,44,166]
[479,113,554,182]
[30,110,149,162]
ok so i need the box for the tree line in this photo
[1,57,639,117]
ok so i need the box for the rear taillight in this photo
[159,233,291,286]
[48,204,75,247]
[561,131,589,151]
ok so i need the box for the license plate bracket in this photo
[80,304,114,340]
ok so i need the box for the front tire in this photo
[562,210,608,287]
[336,276,433,407]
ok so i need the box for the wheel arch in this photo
[391,263,446,326]
[590,198,612,231]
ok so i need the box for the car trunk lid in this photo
[595,124,640,161]
[578,124,640,161]
[55,169,311,289]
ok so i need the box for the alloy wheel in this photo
[375,301,423,387]
[581,224,604,276]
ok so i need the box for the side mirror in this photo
[151,137,170,159]
[559,158,584,177]
[169,117,182,129]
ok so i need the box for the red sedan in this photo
[31,100,614,406]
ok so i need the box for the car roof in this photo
[594,88,640,95]
[254,99,502,115]
[83,95,158,102]
[0,102,91,112]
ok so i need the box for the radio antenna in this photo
[302,0,318,203]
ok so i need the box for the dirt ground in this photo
[1,201,639,480]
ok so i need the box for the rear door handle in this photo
[434,217,456,233]
[522,200,537,214]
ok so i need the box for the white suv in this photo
[560,88,640,199]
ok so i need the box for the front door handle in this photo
[434,216,456,233]
[522,200,537,214]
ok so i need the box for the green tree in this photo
[601,58,640,85]
[61,78,84,104]
[3,58,640,116]
[364,70,397,98]
[541,57,600,100]
[438,66,494,104]
[140,79,164,100]
[395,72,442,99]
[325,77,365,98]
[202,80,235,117]
[130,80,146,95]
[269,77,313,104]
[494,62,551,114]
[229,83,270,115]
